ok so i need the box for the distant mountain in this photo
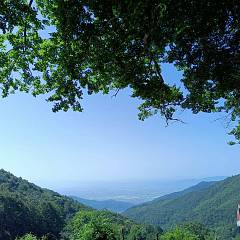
[0,169,88,240]
[71,196,135,212]
[124,176,240,240]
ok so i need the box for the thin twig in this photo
[111,88,120,98]
[24,0,34,51]
[29,0,34,6]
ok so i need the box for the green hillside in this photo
[0,169,88,240]
[146,181,216,202]
[0,169,162,240]
[124,176,240,239]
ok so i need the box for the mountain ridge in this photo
[124,175,240,239]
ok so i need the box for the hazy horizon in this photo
[1,169,227,203]
[37,175,228,204]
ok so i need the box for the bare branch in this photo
[29,0,34,7]
[111,88,120,98]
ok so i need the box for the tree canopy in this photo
[61,210,162,240]
[160,226,215,240]
[0,0,240,142]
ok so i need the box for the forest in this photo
[0,169,217,240]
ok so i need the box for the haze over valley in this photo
[49,177,226,204]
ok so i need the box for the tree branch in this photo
[29,0,34,7]
[24,0,34,51]
[111,88,120,98]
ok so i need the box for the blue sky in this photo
[0,63,239,187]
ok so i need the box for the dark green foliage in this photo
[124,176,240,239]
[17,224,214,240]
[126,224,163,240]
[16,233,51,240]
[16,234,38,240]
[181,223,216,240]
[61,210,162,240]
[0,169,88,240]
[61,210,120,240]
[161,228,198,240]
[0,1,240,141]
